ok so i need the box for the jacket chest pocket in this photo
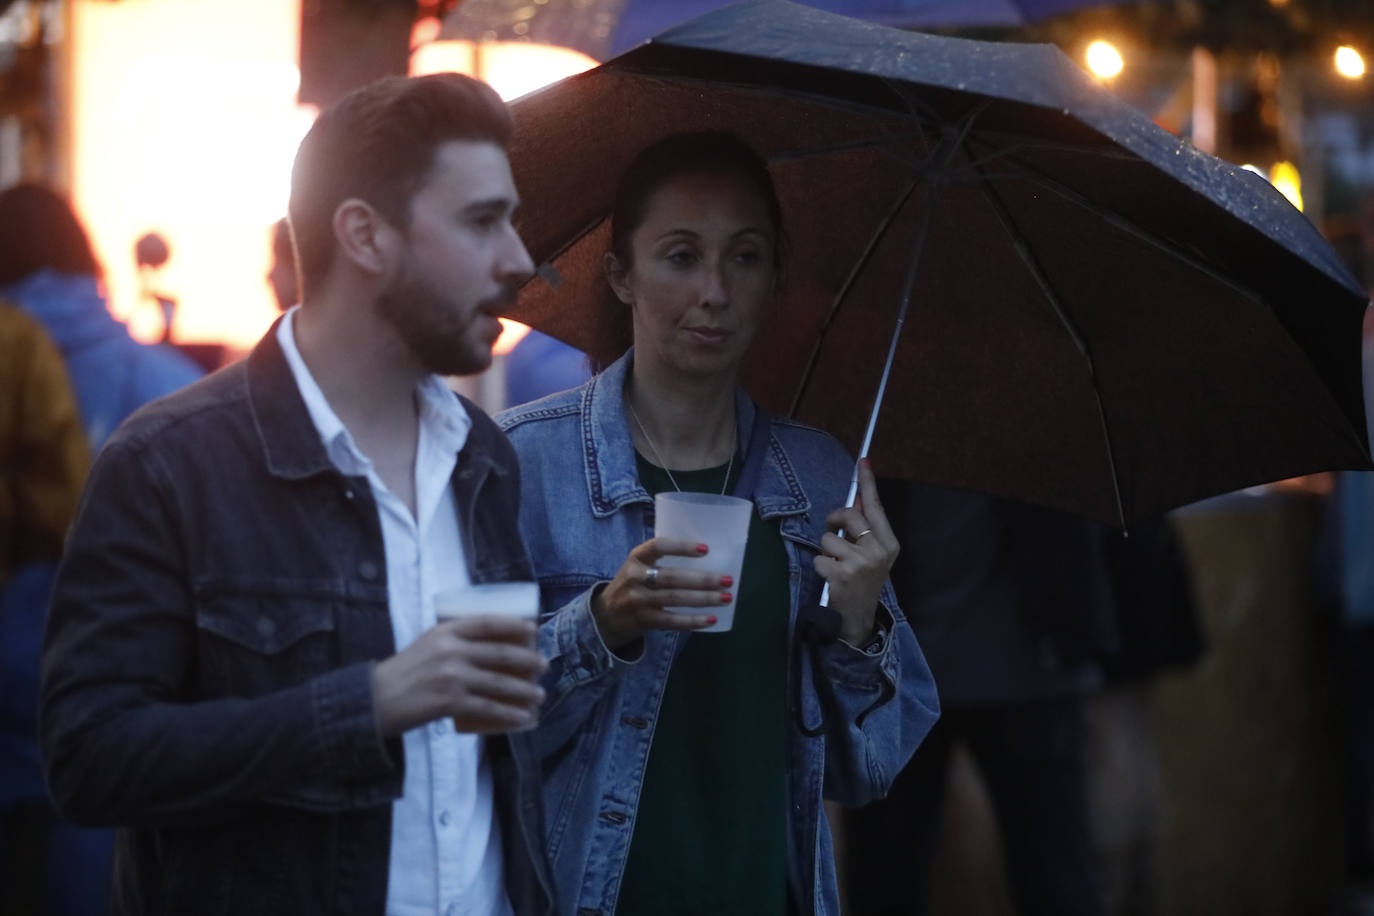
[194,593,339,697]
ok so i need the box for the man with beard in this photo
[38,73,552,916]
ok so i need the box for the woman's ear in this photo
[603,251,633,305]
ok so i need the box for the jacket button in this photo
[255,617,276,637]
[357,560,380,581]
[343,488,356,501]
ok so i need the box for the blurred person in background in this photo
[502,329,590,409]
[1317,231,1374,912]
[0,183,204,450]
[1086,517,1204,916]
[0,184,201,916]
[132,230,226,373]
[845,482,1115,916]
[0,302,91,914]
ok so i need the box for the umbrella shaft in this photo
[819,173,951,610]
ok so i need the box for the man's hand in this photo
[372,615,547,736]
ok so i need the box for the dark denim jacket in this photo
[38,325,553,916]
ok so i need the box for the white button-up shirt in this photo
[278,310,512,916]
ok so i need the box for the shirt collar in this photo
[276,307,472,475]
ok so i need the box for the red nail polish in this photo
[707,616,719,625]
[696,543,709,554]
[720,575,733,587]
[720,592,732,603]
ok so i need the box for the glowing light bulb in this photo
[1269,160,1303,211]
[1335,46,1366,79]
[1085,41,1123,80]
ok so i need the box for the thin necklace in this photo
[627,397,735,496]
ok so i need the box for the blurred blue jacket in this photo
[2,269,201,808]
[3,269,202,450]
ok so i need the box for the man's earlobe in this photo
[333,199,388,276]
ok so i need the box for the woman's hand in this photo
[591,538,733,652]
[814,459,899,646]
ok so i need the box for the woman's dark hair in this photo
[0,184,103,286]
[591,130,783,370]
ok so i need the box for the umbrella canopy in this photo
[441,0,1131,61]
[502,0,1372,526]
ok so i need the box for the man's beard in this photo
[375,264,500,377]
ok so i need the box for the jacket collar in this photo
[243,315,515,483]
[246,315,339,480]
[582,349,809,519]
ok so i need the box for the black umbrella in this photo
[440,0,1132,61]
[503,0,1372,528]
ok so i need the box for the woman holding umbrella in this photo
[498,131,938,915]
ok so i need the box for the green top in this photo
[614,455,796,916]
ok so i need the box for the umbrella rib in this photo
[524,213,607,288]
[841,102,992,464]
[963,133,1145,168]
[1013,166,1272,308]
[786,178,921,419]
[770,129,933,166]
[959,134,1272,308]
[817,112,981,610]
[791,103,991,424]
[615,67,935,124]
[884,77,953,137]
[976,172,1129,529]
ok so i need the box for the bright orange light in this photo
[71,0,312,350]
[1085,40,1124,80]
[495,319,531,356]
[409,39,597,102]
[69,3,596,356]
[1269,160,1303,211]
[1336,46,1366,79]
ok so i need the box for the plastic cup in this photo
[433,582,542,731]
[654,491,752,632]
[433,581,541,621]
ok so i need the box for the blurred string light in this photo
[1335,46,1366,79]
[1085,40,1123,80]
[1268,161,1303,211]
[1240,162,1303,212]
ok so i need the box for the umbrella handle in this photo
[818,462,864,609]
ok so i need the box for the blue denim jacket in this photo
[498,352,939,916]
[38,323,553,916]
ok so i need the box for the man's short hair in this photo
[287,73,512,298]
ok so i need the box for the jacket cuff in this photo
[312,662,396,795]
[547,584,640,691]
[823,603,899,688]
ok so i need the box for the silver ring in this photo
[644,566,661,589]
[852,529,873,541]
